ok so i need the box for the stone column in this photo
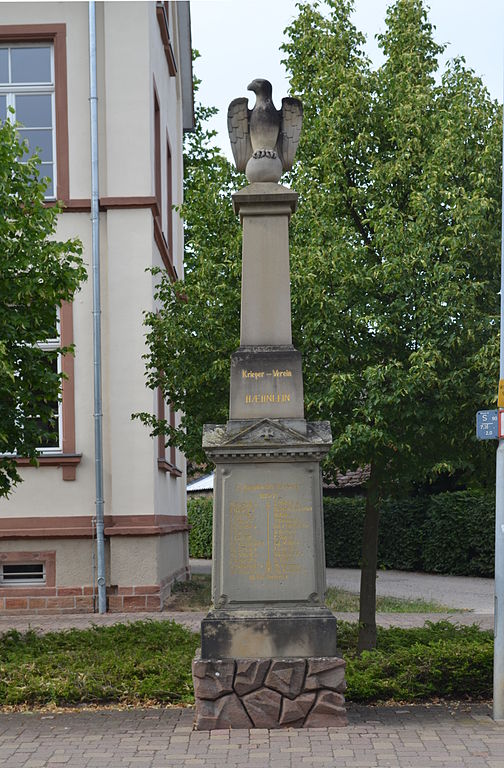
[237,183,295,346]
[229,183,304,425]
[192,180,347,730]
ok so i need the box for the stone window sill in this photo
[157,459,182,477]
[14,453,82,481]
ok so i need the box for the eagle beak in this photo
[247,80,257,93]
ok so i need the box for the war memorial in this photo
[192,79,347,729]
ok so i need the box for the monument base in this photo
[201,607,338,658]
[193,651,347,729]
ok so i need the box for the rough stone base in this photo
[193,651,347,729]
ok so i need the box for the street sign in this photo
[476,410,499,440]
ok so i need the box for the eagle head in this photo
[247,79,273,99]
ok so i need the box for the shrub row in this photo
[0,621,199,706]
[187,490,495,577]
[339,620,493,702]
[0,620,492,706]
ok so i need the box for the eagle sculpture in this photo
[227,79,303,183]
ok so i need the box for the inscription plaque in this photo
[229,347,304,419]
[214,462,325,605]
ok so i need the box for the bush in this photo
[187,497,213,559]
[339,621,493,702]
[0,620,490,706]
[0,621,199,706]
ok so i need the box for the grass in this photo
[165,575,460,614]
[325,587,461,613]
[0,619,492,707]
[164,574,211,610]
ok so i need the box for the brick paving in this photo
[0,610,494,636]
[0,703,502,767]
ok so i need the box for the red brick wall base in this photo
[0,565,190,614]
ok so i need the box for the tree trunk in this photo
[357,464,381,653]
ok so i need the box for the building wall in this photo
[0,1,190,611]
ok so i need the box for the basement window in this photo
[0,563,45,584]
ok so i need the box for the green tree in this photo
[0,115,86,496]
[139,3,501,650]
[136,83,243,465]
[283,0,501,649]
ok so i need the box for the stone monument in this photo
[192,79,347,729]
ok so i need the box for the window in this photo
[151,83,177,279]
[0,24,69,201]
[0,562,45,585]
[35,312,62,453]
[166,136,173,262]
[157,387,181,476]
[154,87,161,211]
[0,43,56,198]
[156,2,177,76]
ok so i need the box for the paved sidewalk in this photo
[0,703,501,767]
[0,609,494,636]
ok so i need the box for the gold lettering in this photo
[272,369,292,377]
[244,392,291,405]
[242,369,265,380]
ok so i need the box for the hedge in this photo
[187,497,213,559]
[422,493,495,576]
[323,491,494,577]
[188,490,495,577]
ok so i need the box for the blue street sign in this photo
[476,410,499,440]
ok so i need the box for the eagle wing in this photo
[276,97,303,171]
[227,97,252,172]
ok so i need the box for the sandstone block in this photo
[192,656,235,700]
[195,693,252,730]
[304,690,347,728]
[265,659,306,699]
[234,659,270,696]
[243,687,282,728]
[279,692,316,726]
[305,657,346,692]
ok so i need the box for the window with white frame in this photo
[0,562,46,585]
[0,43,56,198]
[35,317,63,453]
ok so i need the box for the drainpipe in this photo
[89,0,106,613]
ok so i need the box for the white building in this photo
[0,1,193,612]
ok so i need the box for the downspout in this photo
[88,0,107,613]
